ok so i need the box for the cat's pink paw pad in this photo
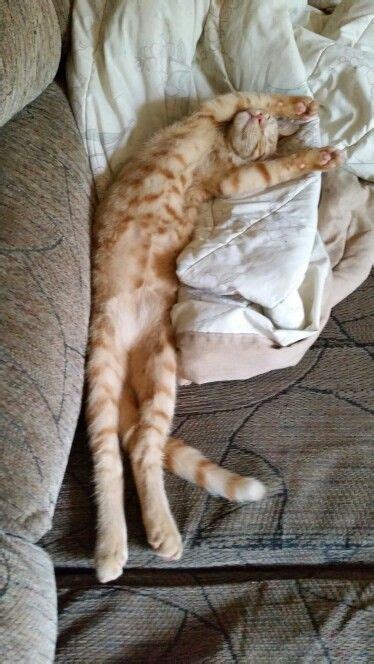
[294,97,319,119]
[318,150,333,165]
[295,101,308,115]
[317,147,346,169]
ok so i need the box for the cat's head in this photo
[226,109,297,160]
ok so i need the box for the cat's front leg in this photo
[220,146,346,197]
[263,94,319,121]
[200,93,318,123]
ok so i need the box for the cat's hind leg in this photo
[87,313,129,583]
[128,324,183,560]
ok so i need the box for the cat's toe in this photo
[328,148,346,167]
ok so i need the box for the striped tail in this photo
[164,438,266,502]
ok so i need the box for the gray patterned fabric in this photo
[56,575,372,662]
[43,276,373,571]
[0,0,61,127]
[0,81,92,540]
[0,82,92,662]
[0,533,57,663]
[50,0,73,55]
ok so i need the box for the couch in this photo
[0,1,372,662]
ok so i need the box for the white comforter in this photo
[68,0,373,347]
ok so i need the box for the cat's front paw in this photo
[304,146,346,171]
[277,96,319,120]
[315,147,346,169]
[95,533,128,583]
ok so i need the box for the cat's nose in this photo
[253,112,265,127]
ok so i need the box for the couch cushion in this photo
[42,276,373,568]
[0,0,61,127]
[0,533,57,663]
[0,82,92,541]
[55,573,372,662]
[51,0,73,56]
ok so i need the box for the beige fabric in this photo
[177,171,373,384]
[0,0,61,127]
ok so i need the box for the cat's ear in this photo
[277,119,299,136]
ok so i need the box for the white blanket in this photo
[68,0,373,348]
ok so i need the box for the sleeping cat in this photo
[87,92,345,582]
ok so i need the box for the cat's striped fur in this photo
[87,92,345,582]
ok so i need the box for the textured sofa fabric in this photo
[0,0,61,127]
[43,276,374,572]
[0,533,57,662]
[50,0,74,55]
[56,575,372,662]
[44,275,373,659]
[0,81,92,661]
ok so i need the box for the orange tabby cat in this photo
[87,92,345,582]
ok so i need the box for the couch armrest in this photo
[0,81,92,542]
[0,0,61,126]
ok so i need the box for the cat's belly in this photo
[103,284,175,350]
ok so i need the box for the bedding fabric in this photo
[67,0,373,383]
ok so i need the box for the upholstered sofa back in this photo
[0,0,73,127]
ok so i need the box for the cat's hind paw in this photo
[147,516,183,561]
[95,537,128,583]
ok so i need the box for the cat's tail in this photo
[164,437,266,503]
